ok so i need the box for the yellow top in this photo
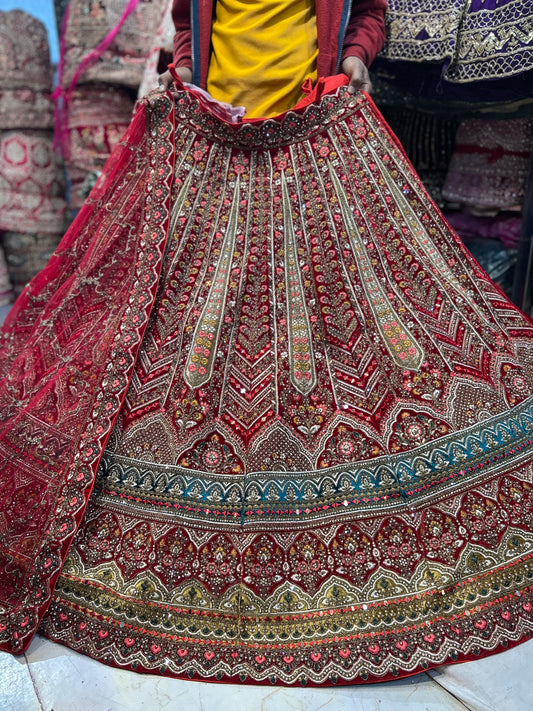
[207,0,318,119]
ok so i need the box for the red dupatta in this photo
[0,92,176,653]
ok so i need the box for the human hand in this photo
[341,56,372,94]
[157,67,192,91]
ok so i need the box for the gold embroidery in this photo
[282,171,317,395]
[185,176,241,388]
[329,165,425,372]
[380,0,533,82]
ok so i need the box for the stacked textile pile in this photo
[61,83,136,209]
[137,0,174,98]
[0,10,68,298]
[442,118,533,212]
[442,117,533,295]
[59,0,169,209]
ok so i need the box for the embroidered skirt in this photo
[1,79,533,685]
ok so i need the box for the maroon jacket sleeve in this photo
[342,0,387,67]
[172,0,192,69]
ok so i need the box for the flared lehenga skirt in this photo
[1,78,533,685]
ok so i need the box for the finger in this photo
[156,72,174,92]
[347,72,371,95]
[347,78,363,94]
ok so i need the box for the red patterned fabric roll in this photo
[0,194,67,235]
[64,84,135,208]
[442,118,533,210]
[0,11,54,131]
[0,131,67,234]
[0,132,66,198]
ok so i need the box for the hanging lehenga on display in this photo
[1,0,533,688]
[375,0,533,104]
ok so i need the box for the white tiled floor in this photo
[1,635,533,711]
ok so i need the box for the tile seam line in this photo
[424,671,478,711]
[23,650,46,711]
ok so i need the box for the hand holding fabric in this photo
[342,56,371,94]
[157,66,192,91]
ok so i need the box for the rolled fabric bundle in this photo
[442,117,533,210]
[0,10,54,130]
[0,231,63,297]
[0,90,54,132]
[445,211,522,250]
[0,193,67,235]
[0,130,67,234]
[0,10,53,91]
[64,84,135,208]
[0,131,66,199]
[62,0,169,90]
[137,0,174,98]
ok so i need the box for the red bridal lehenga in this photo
[1,77,533,686]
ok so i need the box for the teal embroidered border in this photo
[97,395,533,523]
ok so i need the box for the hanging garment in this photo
[380,0,533,83]
[374,0,533,103]
[375,105,459,206]
[1,78,533,685]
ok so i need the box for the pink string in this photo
[53,0,141,158]
[52,3,70,154]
